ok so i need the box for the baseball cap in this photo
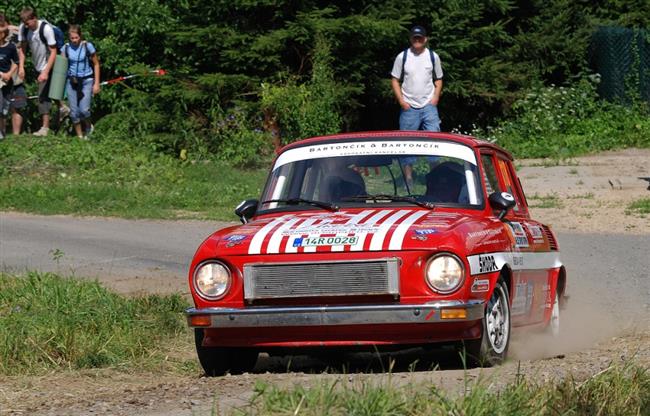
[410,26,427,38]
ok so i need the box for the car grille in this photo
[243,258,400,301]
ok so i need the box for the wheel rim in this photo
[549,293,560,337]
[486,284,509,354]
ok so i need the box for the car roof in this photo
[278,131,513,161]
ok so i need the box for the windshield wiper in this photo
[341,194,435,210]
[261,198,339,212]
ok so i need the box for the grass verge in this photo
[0,135,268,220]
[627,198,650,216]
[235,364,650,415]
[0,272,191,375]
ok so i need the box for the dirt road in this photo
[0,149,649,415]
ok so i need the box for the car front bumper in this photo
[186,300,485,328]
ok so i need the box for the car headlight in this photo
[193,262,231,300]
[425,254,465,294]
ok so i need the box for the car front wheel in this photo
[195,329,258,376]
[466,279,511,366]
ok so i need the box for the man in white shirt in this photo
[390,26,444,187]
[17,7,63,136]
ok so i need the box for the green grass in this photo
[0,135,268,220]
[0,272,191,375]
[231,365,650,415]
[528,193,563,209]
[627,198,650,215]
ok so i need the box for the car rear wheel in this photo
[194,329,258,376]
[465,279,511,366]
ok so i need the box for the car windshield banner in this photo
[273,140,477,170]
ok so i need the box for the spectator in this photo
[62,25,100,139]
[17,7,69,137]
[391,25,444,187]
[4,16,26,135]
[0,19,18,140]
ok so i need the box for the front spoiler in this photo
[186,300,485,328]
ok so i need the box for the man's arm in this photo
[431,79,443,106]
[391,77,410,110]
[17,45,25,80]
[37,45,57,83]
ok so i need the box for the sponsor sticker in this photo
[414,229,437,236]
[471,278,490,292]
[478,254,499,274]
[225,234,248,247]
[526,224,545,243]
[293,235,359,247]
[508,222,529,248]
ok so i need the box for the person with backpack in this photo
[390,25,444,188]
[0,20,19,140]
[17,7,69,137]
[0,14,24,136]
[62,25,100,139]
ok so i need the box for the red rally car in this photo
[186,131,567,375]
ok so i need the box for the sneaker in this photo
[33,127,49,137]
[59,104,71,120]
[85,123,94,137]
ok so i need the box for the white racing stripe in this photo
[467,251,562,275]
[266,217,303,254]
[369,210,412,251]
[248,216,289,254]
[331,210,375,252]
[388,210,429,250]
[350,210,393,251]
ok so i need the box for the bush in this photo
[482,77,650,158]
[210,107,274,167]
[261,34,345,144]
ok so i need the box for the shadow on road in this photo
[249,345,474,375]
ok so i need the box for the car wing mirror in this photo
[235,199,258,224]
[488,192,516,220]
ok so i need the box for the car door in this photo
[481,151,552,326]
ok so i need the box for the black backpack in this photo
[399,48,441,83]
[21,20,65,52]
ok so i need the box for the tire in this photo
[465,279,511,367]
[194,329,258,376]
[546,292,561,337]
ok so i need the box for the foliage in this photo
[261,34,347,143]
[209,106,275,167]
[0,272,189,374]
[3,1,650,164]
[477,77,650,158]
[0,135,268,219]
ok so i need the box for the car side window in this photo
[496,158,524,213]
[481,154,501,195]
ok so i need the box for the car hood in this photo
[210,208,472,255]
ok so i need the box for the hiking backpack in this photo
[399,48,441,83]
[21,20,65,52]
[63,41,90,61]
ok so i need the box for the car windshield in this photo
[259,139,483,211]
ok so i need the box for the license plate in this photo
[294,236,359,247]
